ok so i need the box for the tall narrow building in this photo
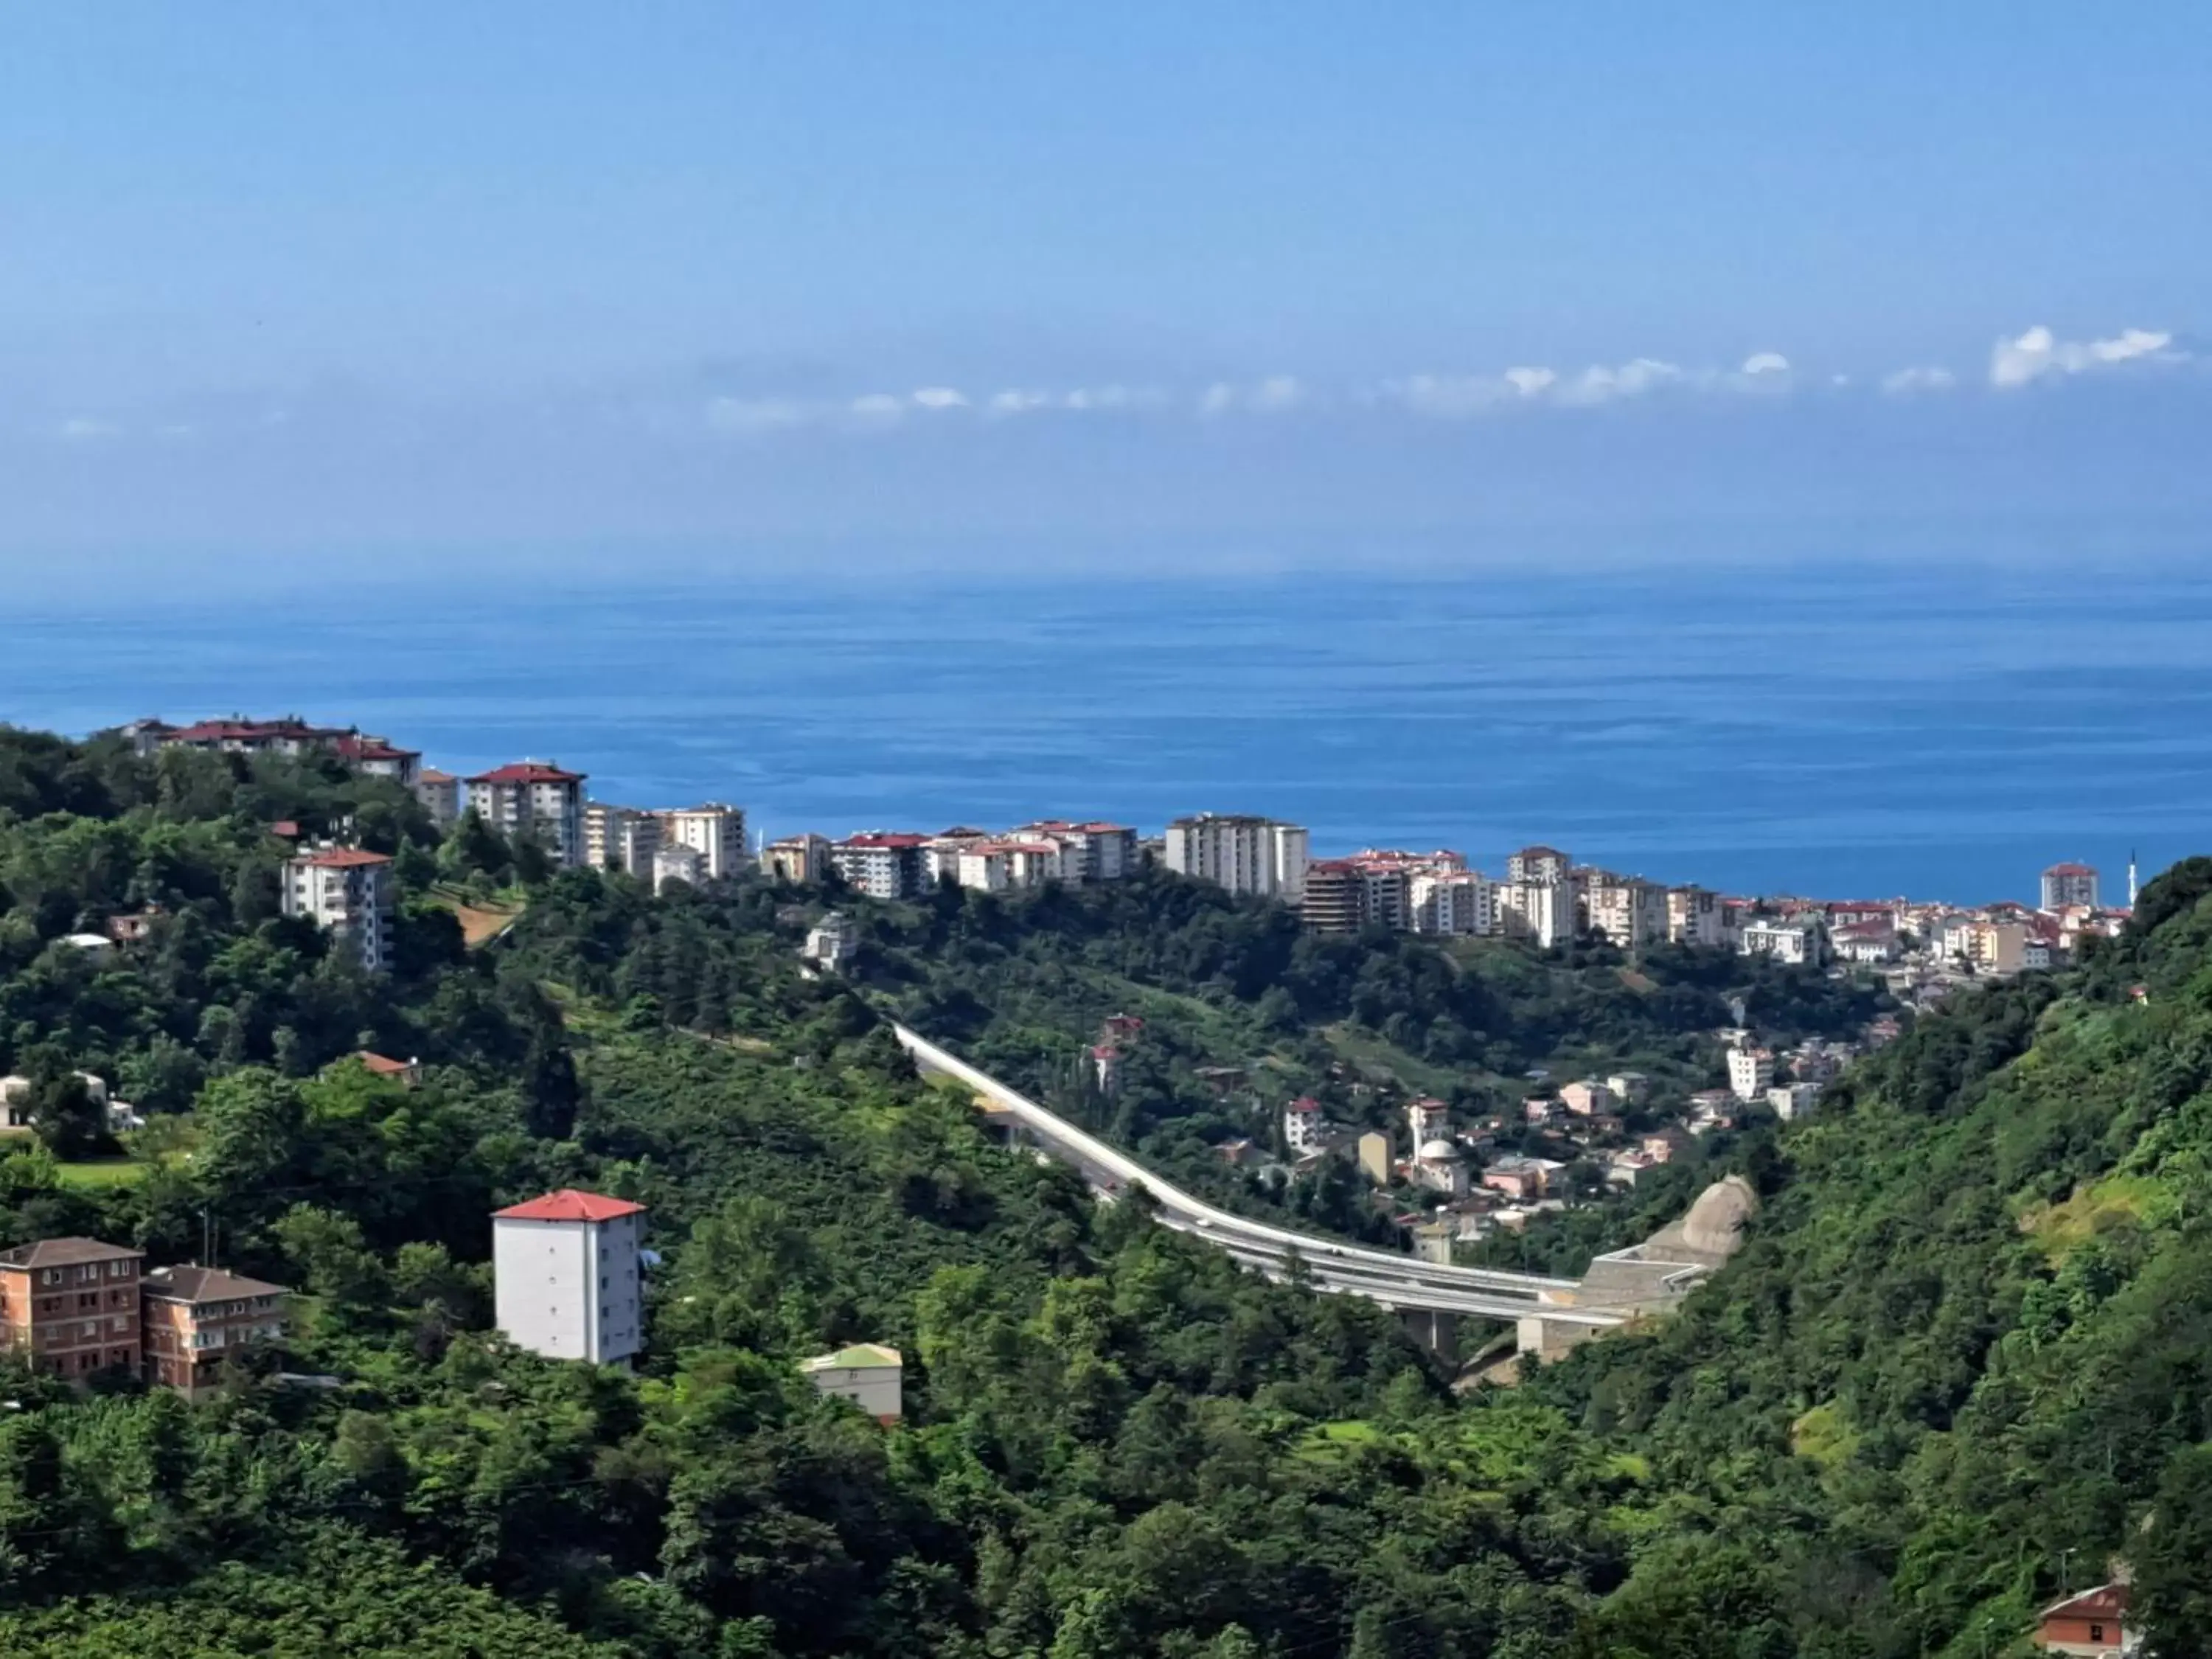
[492,1189,647,1368]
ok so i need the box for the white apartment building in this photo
[414,769,462,829]
[1012,821,1138,882]
[1767,1082,1822,1121]
[1741,918,1826,967]
[1406,1096,1449,1147]
[1284,1096,1325,1153]
[1666,886,1725,947]
[1411,871,1498,936]
[492,1189,646,1368]
[1164,815,1309,903]
[2040,863,2098,912]
[1728,1047,1775,1102]
[281,847,396,973]
[831,833,929,900]
[1506,846,1572,886]
[665,804,747,883]
[466,762,588,869]
[1585,877,1668,949]
[651,842,703,891]
[583,803,663,879]
[954,846,1011,892]
[1497,878,1573,947]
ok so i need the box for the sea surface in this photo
[8,559,2212,905]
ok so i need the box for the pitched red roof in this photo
[293,847,392,869]
[493,1189,646,1223]
[1287,1096,1322,1113]
[839,832,927,849]
[467,762,583,785]
[2038,1583,2127,1623]
[167,718,344,744]
[2044,862,2097,877]
[356,1051,414,1076]
[334,735,420,762]
[418,768,459,783]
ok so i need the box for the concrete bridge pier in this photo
[1515,1313,1599,1362]
[1402,1308,1458,1355]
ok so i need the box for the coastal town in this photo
[77,714,2141,1264]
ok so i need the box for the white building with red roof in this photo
[466,762,588,868]
[281,846,395,972]
[830,832,930,899]
[492,1189,646,1367]
[331,734,422,786]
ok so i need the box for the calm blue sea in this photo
[8,560,2212,905]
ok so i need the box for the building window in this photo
[2089,1626,2104,1643]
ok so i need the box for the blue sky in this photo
[2,4,2208,566]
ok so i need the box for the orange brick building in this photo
[0,1237,145,1380]
[2034,1583,2136,1656]
[141,1265,289,1399]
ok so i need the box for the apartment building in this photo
[831,832,930,899]
[1497,878,1573,947]
[583,802,663,879]
[1010,821,1138,881]
[1411,870,1498,936]
[1728,1047,1775,1102]
[1584,877,1668,949]
[1164,814,1309,902]
[1283,1097,1326,1153]
[764,832,832,884]
[2040,862,2099,911]
[0,1237,145,1380]
[1666,885,1725,947]
[1299,860,1366,933]
[1740,917,1826,967]
[1506,845,1572,886]
[801,1343,904,1425]
[414,768,462,828]
[281,847,396,973]
[493,1189,647,1368]
[803,911,860,973]
[332,734,422,785]
[141,1265,289,1399]
[651,842,703,891]
[467,762,588,868]
[665,804,747,883]
[155,717,351,758]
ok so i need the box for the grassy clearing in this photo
[57,1158,150,1189]
[2020,1173,2179,1262]
[427,883,528,947]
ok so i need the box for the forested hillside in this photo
[4,722,2212,1655]
[838,872,1881,1236]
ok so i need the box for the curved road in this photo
[894,1024,1627,1331]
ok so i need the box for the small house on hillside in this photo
[801,1343,903,1424]
[2032,1582,2137,1655]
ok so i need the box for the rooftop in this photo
[143,1264,290,1303]
[0,1237,145,1270]
[467,762,584,785]
[801,1343,902,1371]
[293,846,393,869]
[493,1188,646,1223]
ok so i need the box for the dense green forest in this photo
[4,724,2211,1655]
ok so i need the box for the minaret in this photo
[2129,851,2138,908]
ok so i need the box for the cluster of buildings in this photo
[762,819,1140,900]
[0,1236,288,1399]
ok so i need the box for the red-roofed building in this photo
[1009,820,1138,881]
[1284,1096,1326,1153]
[493,1190,647,1367]
[414,768,462,827]
[467,762,587,868]
[2032,1582,2135,1655]
[333,734,422,785]
[282,847,395,972]
[355,1051,423,1088]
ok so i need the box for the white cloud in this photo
[1554,358,1683,407]
[1502,366,1557,397]
[1741,352,1790,376]
[1247,375,1305,413]
[987,389,1051,417]
[1880,365,1957,396]
[847,392,905,422]
[705,396,809,436]
[1197,381,1237,417]
[57,416,122,441]
[1989,324,2180,389]
[911,386,967,411]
